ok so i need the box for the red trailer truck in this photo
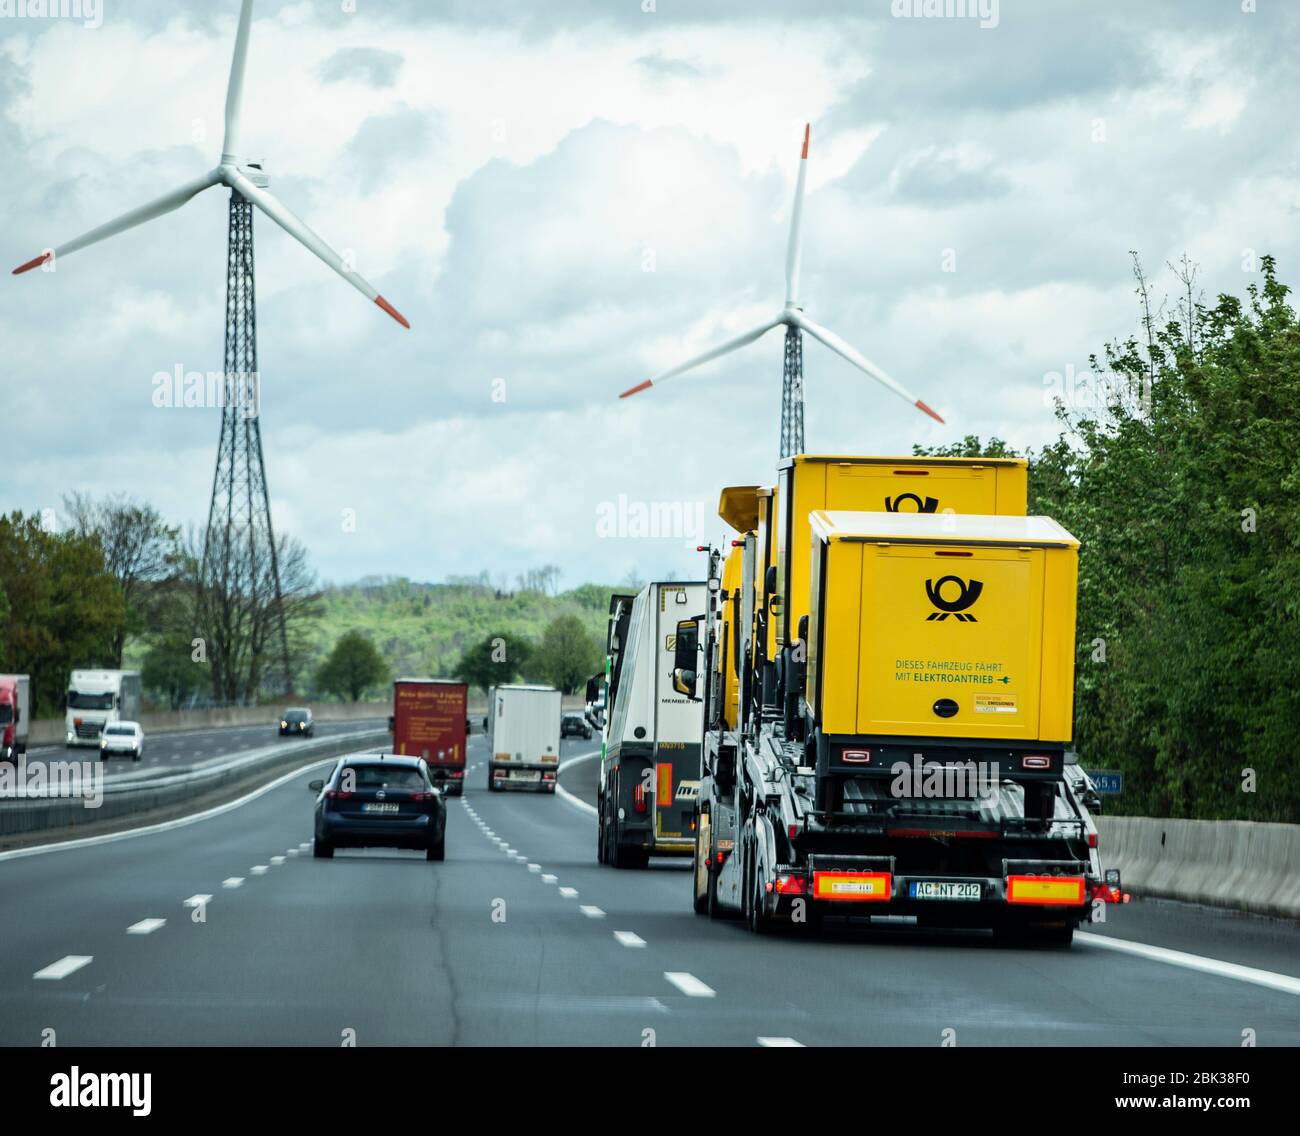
[0,674,30,764]
[390,678,469,796]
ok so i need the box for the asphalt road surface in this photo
[1,731,1297,1047]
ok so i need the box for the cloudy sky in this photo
[3,0,1297,589]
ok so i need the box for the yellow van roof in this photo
[718,485,765,533]
[778,453,1027,470]
[811,510,1079,548]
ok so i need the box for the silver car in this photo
[100,721,144,762]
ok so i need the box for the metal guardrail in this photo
[0,726,388,839]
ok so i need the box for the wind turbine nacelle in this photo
[239,161,270,189]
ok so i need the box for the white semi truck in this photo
[65,669,142,748]
[487,684,562,793]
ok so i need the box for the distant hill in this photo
[300,577,619,692]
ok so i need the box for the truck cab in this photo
[0,674,30,763]
[65,670,142,748]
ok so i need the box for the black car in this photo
[280,707,315,737]
[310,755,446,861]
[560,713,592,740]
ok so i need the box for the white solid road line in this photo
[0,755,343,863]
[580,905,606,919]
[222,878,244,889]
[614,931,646,948]
[555,750,599,817]
[757,1036,805,1047]
[1078,932,1300,996]
[33,955,93,980]
[126,918,166,935]
[664,972,716,998]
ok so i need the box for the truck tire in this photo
[692,841,709,915]
[612,838,648,870]
[596,802,607,864]
[426,835,445,862]
[748,867,773,935]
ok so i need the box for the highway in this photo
[23,719,388,780]
[1,729,1297,1047]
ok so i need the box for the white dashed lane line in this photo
[33,956,93,981]
[559,887,578,898]
[222,878,244,889]
[250,865,268,875]
[580,906,606,919]
[664,972,715,998]
[126,919,166,935]
[182,894,211,908]
[614,932,646,948]
[757,1036,805,1047]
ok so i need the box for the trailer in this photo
[598,581,707,868]
[684,459,1117,946]
[391,679,469,796]
[487,684,562,793]
[0,674,29,762]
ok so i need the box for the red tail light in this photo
[410,792,434,802]
[1088,832,1098,848]
[542,771,556,782]
[449,769,463,779]
[774,874,806,895]
[324,789,352,800]
[633,782,647,814]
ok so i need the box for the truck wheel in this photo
[597,804,607,864]
[612,841,648,870]
[749,868,772,935]
[692,843,709,915]
[313,839,333,859]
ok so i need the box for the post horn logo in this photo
[885,493,940,513]
[925,576,983,622]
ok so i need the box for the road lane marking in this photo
[1078,932,1300,996]
[287,849,299,857]
[664,972,715,998]
[299,842,310,850]
[222,878,244,889]
[559,887,578,898]
[555,750,599,817]
[182,894,211,908]
[614,931,646,948]
[0,752,380,863]
[580,905,606,919]
[270,855,285,865]
[34,956,93,980]
[251,865,268,875]
[127,918,166,935]
[527,863,541,873]
[542,874,558,884]
[757,1036,805,1047]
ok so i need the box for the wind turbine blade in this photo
[785,123,810,306]
[793,312,944,424]
[225,169,409,328]
[12,170,222,274]
[620,316,782,398]
[223,0,255,160]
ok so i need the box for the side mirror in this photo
[308,779,325,792]
[672,617,702,702]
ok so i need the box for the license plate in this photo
[909,880,981,901]
[361,802,399,814]
[509,770,541,782]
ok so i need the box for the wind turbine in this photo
[620,125,943,457]
[12,0,409,699]
[11,0,408,328]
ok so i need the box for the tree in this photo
[454,632,533,694]
[0,512,125,715]
[143,634,208,710]
[62,493,179,666]
[917,255,1300,822]
[532,614,600,695]
[316,630,389,702]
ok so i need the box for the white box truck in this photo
[598,581,707,868]
[487,684,562,793]
[65,669,142,748]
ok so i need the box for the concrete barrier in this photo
[1097,815,1300,919]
